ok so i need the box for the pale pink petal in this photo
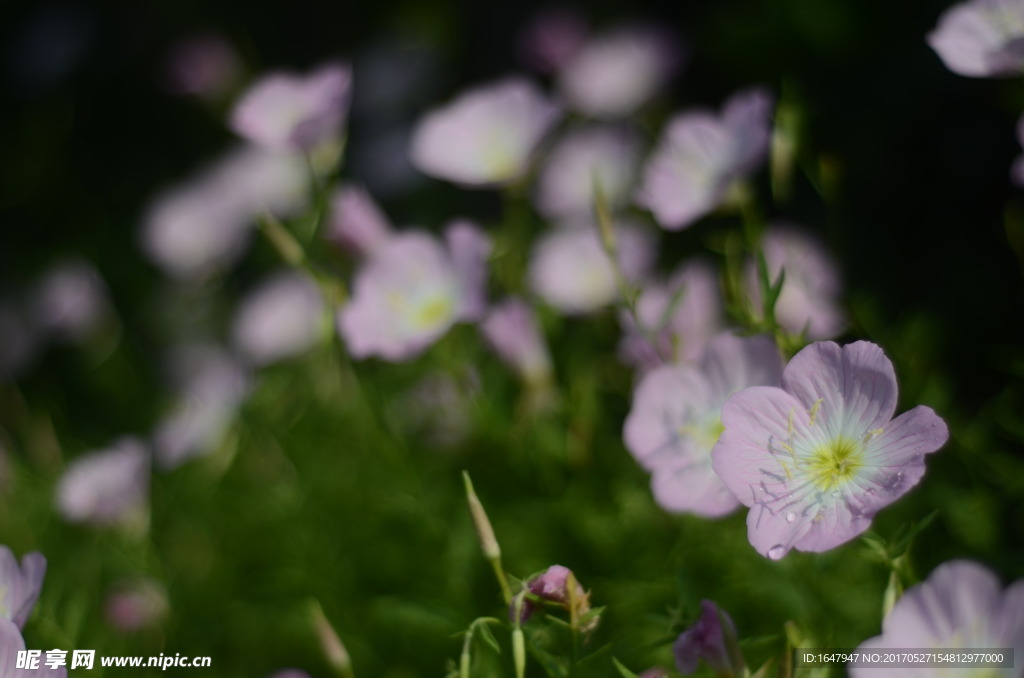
[780,341,897,438]
[624,365,713,471]
[480,298,551,383]
[230,62,352,150]
[701,333,783,399]
[533,124,640,219]
[711,385,811,503]
[444,220,492,321]
[327,185,393,257]
[410,77,561,186]
[557,25,682,119]
[232,272,323,365]
[927,0,1024,78]
[651,460,740,517]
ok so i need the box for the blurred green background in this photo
[2,0,1024,676]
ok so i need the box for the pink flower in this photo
[30,259,113,343]
[104,579,168,633]
[232,272,323,366]
[557,25,682,119]
[56,438,149,527]
[533,124,640,220]
[636,89,773,230]
[326,185,393,257]
[711,341,949,559]
[480,298,552,384]
[618,260,725,371]
[410,77,561,187]
[517,8,588,74]
[512,565,595,631]
[230,62,352,150]
[624,334,783,517]
[165,33,241,99]
[529,220,655,315]
[141,145,308,279]
[338,223,490,361]
[152,344,249,470]
[746,225,845,340]
[852,560,1024,678]
[927,0,1024,78]
[0,547,46,629]
[0,618,67,676]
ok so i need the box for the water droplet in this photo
[768,545,786,560]
[865,488,875,496]
[830,490,840,497]
[785,511,797,523]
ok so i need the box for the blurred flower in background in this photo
[230,61,352,151]
[745,225,845,340]
[480,297,553,386]
[852,560,1024,678]
[618,259,725,370]
[104,578,169,634]
[232,272,324,367]
[165,32,243,100]
[927,0,1024,77]
[529,220,654,314]
[141,145,309,279]
[624,333,782,517]
[56,437,150,528]
[533,124,641,220]
[386,371,477,448]
[556,24,682,119]
[712,341,949,559]
[327,185,394,258]
[517,7,588,74]
[0,547,46,629]
[338,223,490,361]
[410,77,561,187]
[29,258,115,345]
[636,88,773,230]
[0,299,39,381]
[152,344,249,470]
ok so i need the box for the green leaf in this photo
[612,657,639,678]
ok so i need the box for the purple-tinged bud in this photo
[673,600,745,677]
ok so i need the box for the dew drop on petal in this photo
[785,511,796,523]
[768,545,786,560]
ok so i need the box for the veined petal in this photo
[781,341,897,439]
[889,560,1000,643]
[790,494,873,553]
[745,500,814,560]
[862,405,949,467]
[712,386,811,503]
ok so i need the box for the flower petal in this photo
[701,333,783,400]
[10,552,46,629]
[711,386,811,505]
[651,460,740,517]
[781,341,897,438]
[886,560,1001,645]
[624,365,713,472]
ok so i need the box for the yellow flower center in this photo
[806,436,863,490]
